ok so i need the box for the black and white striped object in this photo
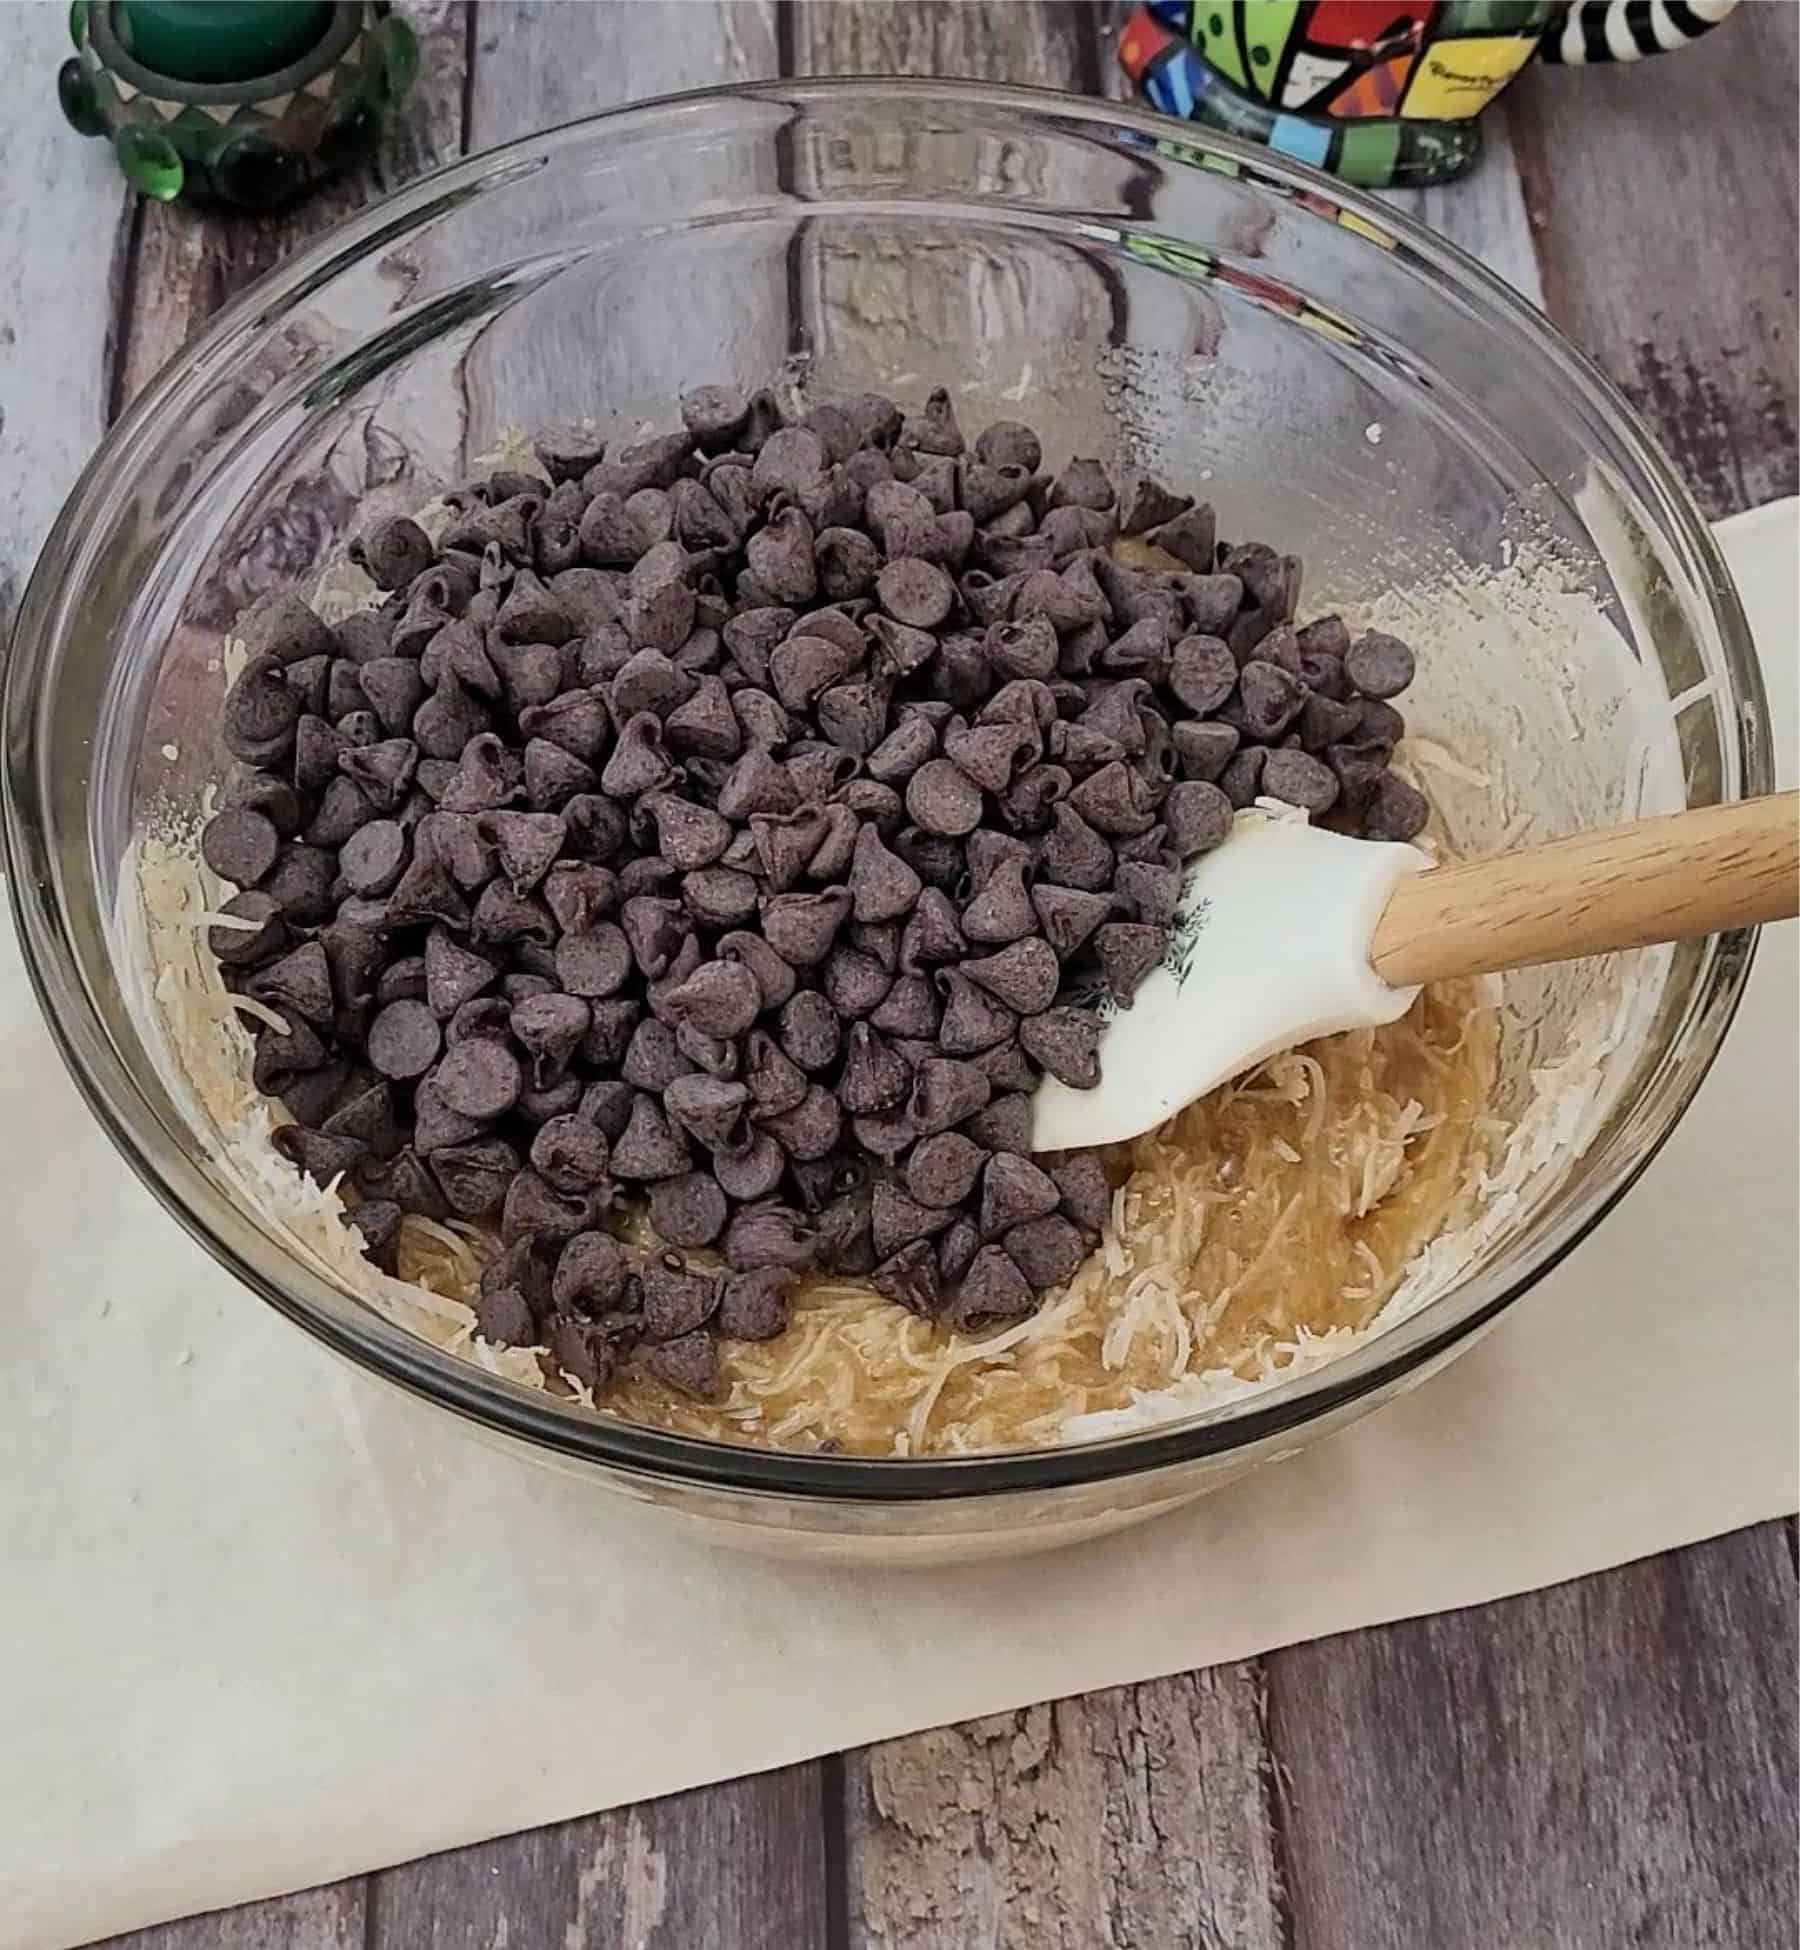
[1540,0,1740,64]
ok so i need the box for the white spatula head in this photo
[1031,814,1431,1152]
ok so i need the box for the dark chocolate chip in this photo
[1361,772,1430,842]
[430,1039,522,1120]
[347,1199,404,1274]
[979,1151,1060,1238]
[501,1170,593,1246]
[716,1266,794,1341]
[272,1124,367,1188]
[722,1204,817,1272]
[1096,923,1165,1005]
[1345,629,1416,700]
[907,1131,987,1208]
[611,1093,692,1181]
[201,807,279,888]
[1163,779,1234,856]
[758,1084,842,1162]
[962,937,1059,1016]
[649,1172,729,1249]
[1261,748,1341,817]
[1237,660,1308,739]
[903,1061,988,1147]
[662,960,762,1039]
[555,923,632,999]
[1219,746,1268,810]
[1018,1007,1101,1090]
[553,1231,631,1313]
[871,1239,943,1317]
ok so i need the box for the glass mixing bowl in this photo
[4,82,1767,1563]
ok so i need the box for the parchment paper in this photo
[2,506,1793,1950]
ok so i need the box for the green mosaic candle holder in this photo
[59,0,416,210]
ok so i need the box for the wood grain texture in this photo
[1269,1528,1800,1950]
[1507,0,1799,522]
[0,4,128,642]
[789,0,1101,89]
[1372,791,1800,986]
[785,0,1121,424]
[845,1679,1286,1950]
[458,0,784,441]
[97,1884,366,1950]
[108,0,470,412]
[366,1768,830,1950]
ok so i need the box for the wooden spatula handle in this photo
[1370,792,1800,988]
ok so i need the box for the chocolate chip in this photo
[428,1039,521,1121]
[1237,660,1308,739]
[712,1131,785,1203]
[245,941,334,1025]
[347,1199,403,1275]
[870,1239,941,1316]
[717,1266,794,1341]
[1163,779,1233,856]
[646,1173,728,1248]
[962,938,1059,1016]
[272,1124,367,1188]
[471,881,555,949]
[722,1205,817,1272]
[503,996,586,1093]
[551,1231,629,1315]
[905,1132,985,1208]
[1345,629,1416,701]
[1219,746,1268,810]
[979,1151,1060,1239]
[1115,859,1182,928]
[663,960,762,1039]
[475,1283,536,1347]
[1018,1007,1101,1090]
[611,1093,692,1181]
[200,806,281,888]
[759,1085,842,1162]
[1096,923,1165,1005]
[937,970,1016,1055]
[1261,748,1341,817]
[425,1138,518,1219]
[553,923,631,1000]
[637,1328,715,1399]
[207,890,287,967]
[501,1170,593,1246]
[223,655,302,767]
[1361,772,1430,842]
[1048,1153,1110,1236]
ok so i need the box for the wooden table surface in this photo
[3,4,1794,1946]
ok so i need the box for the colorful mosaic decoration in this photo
[59,1,416,209]
[1118,1,1740,186]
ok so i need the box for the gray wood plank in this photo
[109,0,470,410]
[1269,1526,1799,1950]
[786,0,1123,456]
[95,1883,366,1950]
[458,0,785,442]
[846,1674,1286,1950]
[0,2,128,642]
[790,0,1102,89]
[366,1767,830,1950]
[1506,0,1799,521]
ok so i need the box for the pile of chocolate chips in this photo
[202,383,1423,1403]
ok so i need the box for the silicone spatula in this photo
[1030,791,1799,1152]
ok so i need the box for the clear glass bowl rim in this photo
[2,78,1767,1504]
